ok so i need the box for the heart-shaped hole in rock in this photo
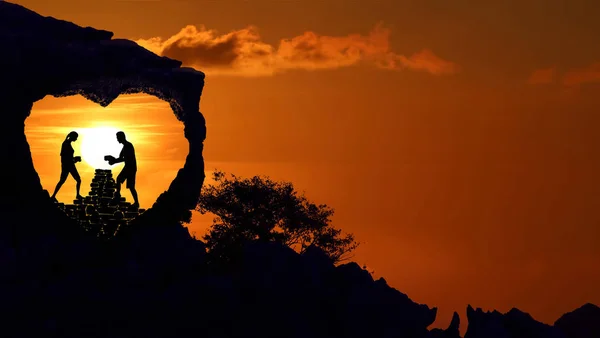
[26,94,195,238]
[1,7,207,238]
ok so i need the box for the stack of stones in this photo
[55,169,145,239]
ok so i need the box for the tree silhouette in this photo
[197,171,359,265]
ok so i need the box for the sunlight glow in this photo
[79,126,124,170]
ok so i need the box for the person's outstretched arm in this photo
[112,145,127,164]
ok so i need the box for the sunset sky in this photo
[14,0,600,332]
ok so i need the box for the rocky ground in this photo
[0,219,597,338]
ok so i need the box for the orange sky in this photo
[14,0,600,332]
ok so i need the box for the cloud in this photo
[527,66,556,85]
[563,62,600,86]
[134,23,459,77]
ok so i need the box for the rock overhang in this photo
[0,1,207,235]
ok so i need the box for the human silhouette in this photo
[51,131,83,201]
[106,131,139,208]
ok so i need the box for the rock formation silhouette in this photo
[554,303,600,338]
[0,0,205,242]
[465,305,564,338]
[430,312,461,337]
[464,304,600,338]
[0,2,597,337]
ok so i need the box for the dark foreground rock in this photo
[4,226,597,338]
[465,305,565,338]
[430,312,461,338]
[0,236,454,338]
[464,303,600,338]
[3,227,599,338]
[554,303,600,338]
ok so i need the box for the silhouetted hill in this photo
[0,2,597,337]
[554,303,600,338]
[464,304,600,338]
[0,237,457,337]
[465,305,564,338]
[2,227,597,338]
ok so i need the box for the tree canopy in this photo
[196,171,359,265]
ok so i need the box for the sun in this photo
[78,126,124,170]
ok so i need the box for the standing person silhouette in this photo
[51,131,83,202]
[107,131,139,208]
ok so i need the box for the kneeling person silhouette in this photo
[105,131,139,209]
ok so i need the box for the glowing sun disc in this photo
[79,127,124,170]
